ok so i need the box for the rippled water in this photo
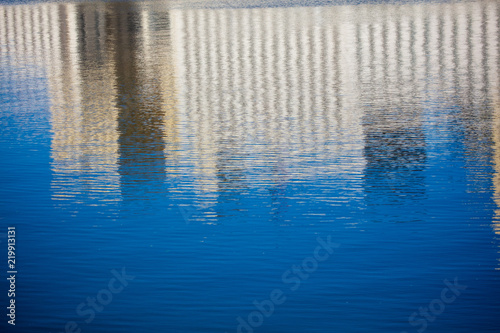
[1,0,500,332]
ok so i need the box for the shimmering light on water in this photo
[0,0,500,332]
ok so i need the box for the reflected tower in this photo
[107,2,179,205]
[5,2,124,208]
[359,4,427,221]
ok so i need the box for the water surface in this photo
[1,0,500,332]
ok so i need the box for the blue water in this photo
[1,0,500,332]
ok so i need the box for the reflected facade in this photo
[1,1,498,210]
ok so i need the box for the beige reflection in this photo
[490,1,500,270]
[107,2,178,192]
[171,5,367,202]
[0,2,180,206]
[50,3,122,205]
[169,0,498,202]
[1,0,499,213]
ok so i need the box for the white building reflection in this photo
[169,0,499,218]
[0,3,122,208]
[0,0,498,224]
[0,2,180,209]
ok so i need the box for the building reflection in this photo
[354,4,428,213]
[0,3,124,207]
[488,2,500,269]
[105,2,178,203]
[171,1,498,219]
[0,0,498,227]
[0,2,180,210]
[171,5,368,211]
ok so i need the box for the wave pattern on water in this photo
[1,1,500,332]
